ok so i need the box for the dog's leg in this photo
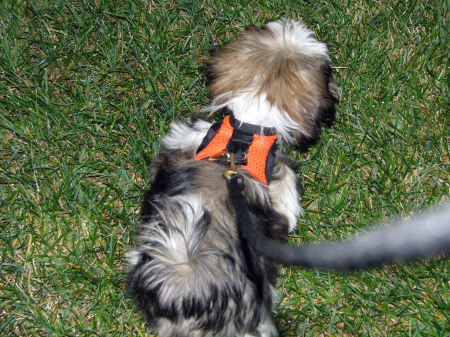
[256,316,278,337]
[242,316,277,337]
[268,161,303,232]
[243,310,278,337]
[162,118,212,157]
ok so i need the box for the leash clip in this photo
[223,152,238,180]
[207,150,243,181]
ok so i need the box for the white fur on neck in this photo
[208,92,304,144]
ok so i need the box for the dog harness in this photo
[194,113,278,185]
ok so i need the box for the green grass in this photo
[0,0,448,336]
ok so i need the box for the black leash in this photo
[225,161,450,272]
[226,174,334,270]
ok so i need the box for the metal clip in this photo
[223,153,238,180]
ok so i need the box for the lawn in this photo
[0,0,448,336]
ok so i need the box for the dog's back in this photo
[127,154,286,336]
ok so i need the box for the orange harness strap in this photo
[194,115,277,185]
[194,115,234,160]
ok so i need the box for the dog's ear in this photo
[291,59,338,152]
[206,19,338,148]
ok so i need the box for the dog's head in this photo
[207,19,338,150]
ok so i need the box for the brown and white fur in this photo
[126,19,338,337]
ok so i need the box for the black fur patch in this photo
[295,62,338,152]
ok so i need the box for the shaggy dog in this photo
[126,19,337,337]
[125,17,450,336]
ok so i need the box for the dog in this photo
[126,19,338,337]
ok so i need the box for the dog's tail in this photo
[127,196,216,315]
[227,174,450,271]
[126,194,271,336]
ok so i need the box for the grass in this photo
[0,0,448,336]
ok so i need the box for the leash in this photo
[223,153,286,265]
[225,164,306,268]
[224,154,450,271]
